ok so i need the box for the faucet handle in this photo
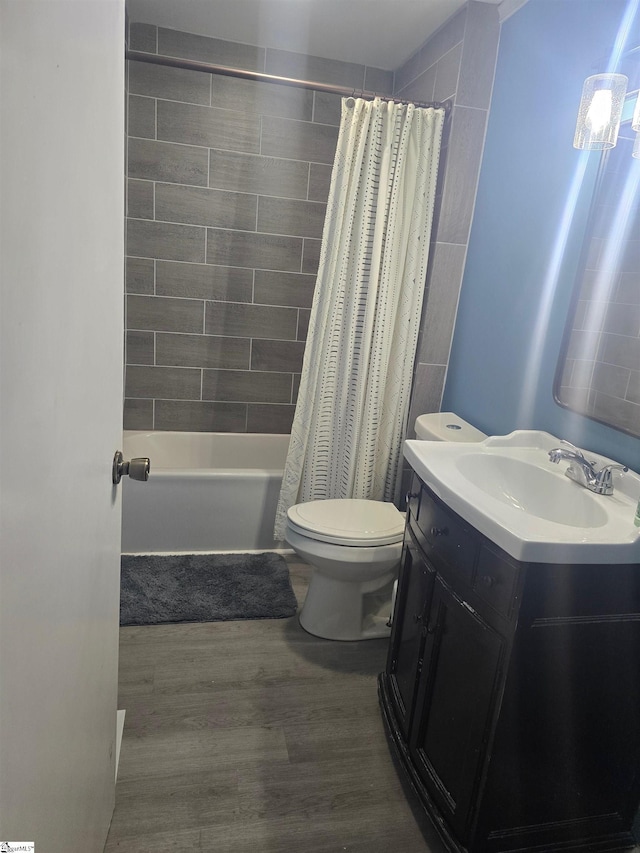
[593,463,629,495]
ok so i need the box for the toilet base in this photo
[299,571,396,641]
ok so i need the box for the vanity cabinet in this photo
[379,474,640,853]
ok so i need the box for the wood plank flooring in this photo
[105,555,442,852]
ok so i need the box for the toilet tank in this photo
[414,412,487,442]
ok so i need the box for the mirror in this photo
[555,62,640,438]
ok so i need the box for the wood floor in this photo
[105,555,442,852]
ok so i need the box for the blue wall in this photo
[442,0,639,470]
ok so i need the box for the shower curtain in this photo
[274,96,444,539]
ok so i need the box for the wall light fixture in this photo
[573,73,628,150]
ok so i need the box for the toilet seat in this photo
[287,499,404,547]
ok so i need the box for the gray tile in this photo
[266,49,365,91]
[205,302,298,340]
[569,358,595,389]
[126,257,154,295]
[128,95,156,139]
[128,60,210,105]
[261,116,339,165]
[127,179,154,219]
[210,74,313,121]
[156,333,250,370]
[395,65,436,104]
[126,365,201,400]
[123,398,153,430]
[313,92,342,126]
[129,23,157,53]
[308,164,332,202]
[436,105,487,244]
[155,183,257,231]
[154,400,247,432]
[417,242,466,365]
[591,361,630,398]
[616,272,640,305]
[128,138,208,187]
[292,373,301,403]
[127,220,206,263]
[456,1,500,110]
[302,239,321,274]
[251,339,305,372]
[127,331,154,365]
[394,7,466,93]
[364,67,394,96]
[156,261,252,302]
[157,100,260,154]
[209,149,309,199]
[627,370,640,405]
[202,369,292,403]
[591,391,640,435]
[567,328,601,362]
[127,294,204,334]
[254,271,316,309]
[407,363,447,428]
[158,28,264,72]
[247,404,296,433]
[258,197,326,239]
[622,239,640,274]
[206,228,303,272]
[433,44,462,103]
[599,332,640,371]
[603,302,640,338]
[297,309,311,341]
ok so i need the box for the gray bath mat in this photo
[120,552,298,626]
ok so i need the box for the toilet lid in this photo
[286,499,404,546]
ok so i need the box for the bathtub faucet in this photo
[548,440,627,495]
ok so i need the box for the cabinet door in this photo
[410,575,506,844]
[387,526,436,740]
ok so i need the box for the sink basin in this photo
[456,453,609,528]
[404,431,640,564]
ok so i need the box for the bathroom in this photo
[1,0,640,849]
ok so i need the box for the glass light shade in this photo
[633,92,640,132]
[573,73,628,150]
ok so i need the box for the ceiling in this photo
[126,0,504,70]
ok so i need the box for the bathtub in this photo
[121,431,290,554]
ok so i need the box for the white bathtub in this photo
[121,431,290,554]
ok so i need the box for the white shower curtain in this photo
[274,96,444,538]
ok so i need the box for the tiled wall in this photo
[124,23,392,432]
[398,1,501,437]
[558,133,640,434]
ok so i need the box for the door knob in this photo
[112,451,150,485]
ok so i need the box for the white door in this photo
[0,2,125,850]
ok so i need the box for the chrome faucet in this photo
[548,440,628,495]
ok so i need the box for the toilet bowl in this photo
[286,413,487,642]
[286,499,404,641]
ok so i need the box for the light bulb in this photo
[586,89,613,133]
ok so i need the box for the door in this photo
[0,2,125,850]
[410,575,506,844]
[387,526,436,739]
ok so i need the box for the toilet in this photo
[285,412,487,641]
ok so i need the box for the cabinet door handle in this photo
[430,526,449,537]
[405,491,420,503]
[480,574,496,588]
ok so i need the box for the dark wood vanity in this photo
[379,472,640,853]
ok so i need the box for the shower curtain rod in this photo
[126,49,449,111]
